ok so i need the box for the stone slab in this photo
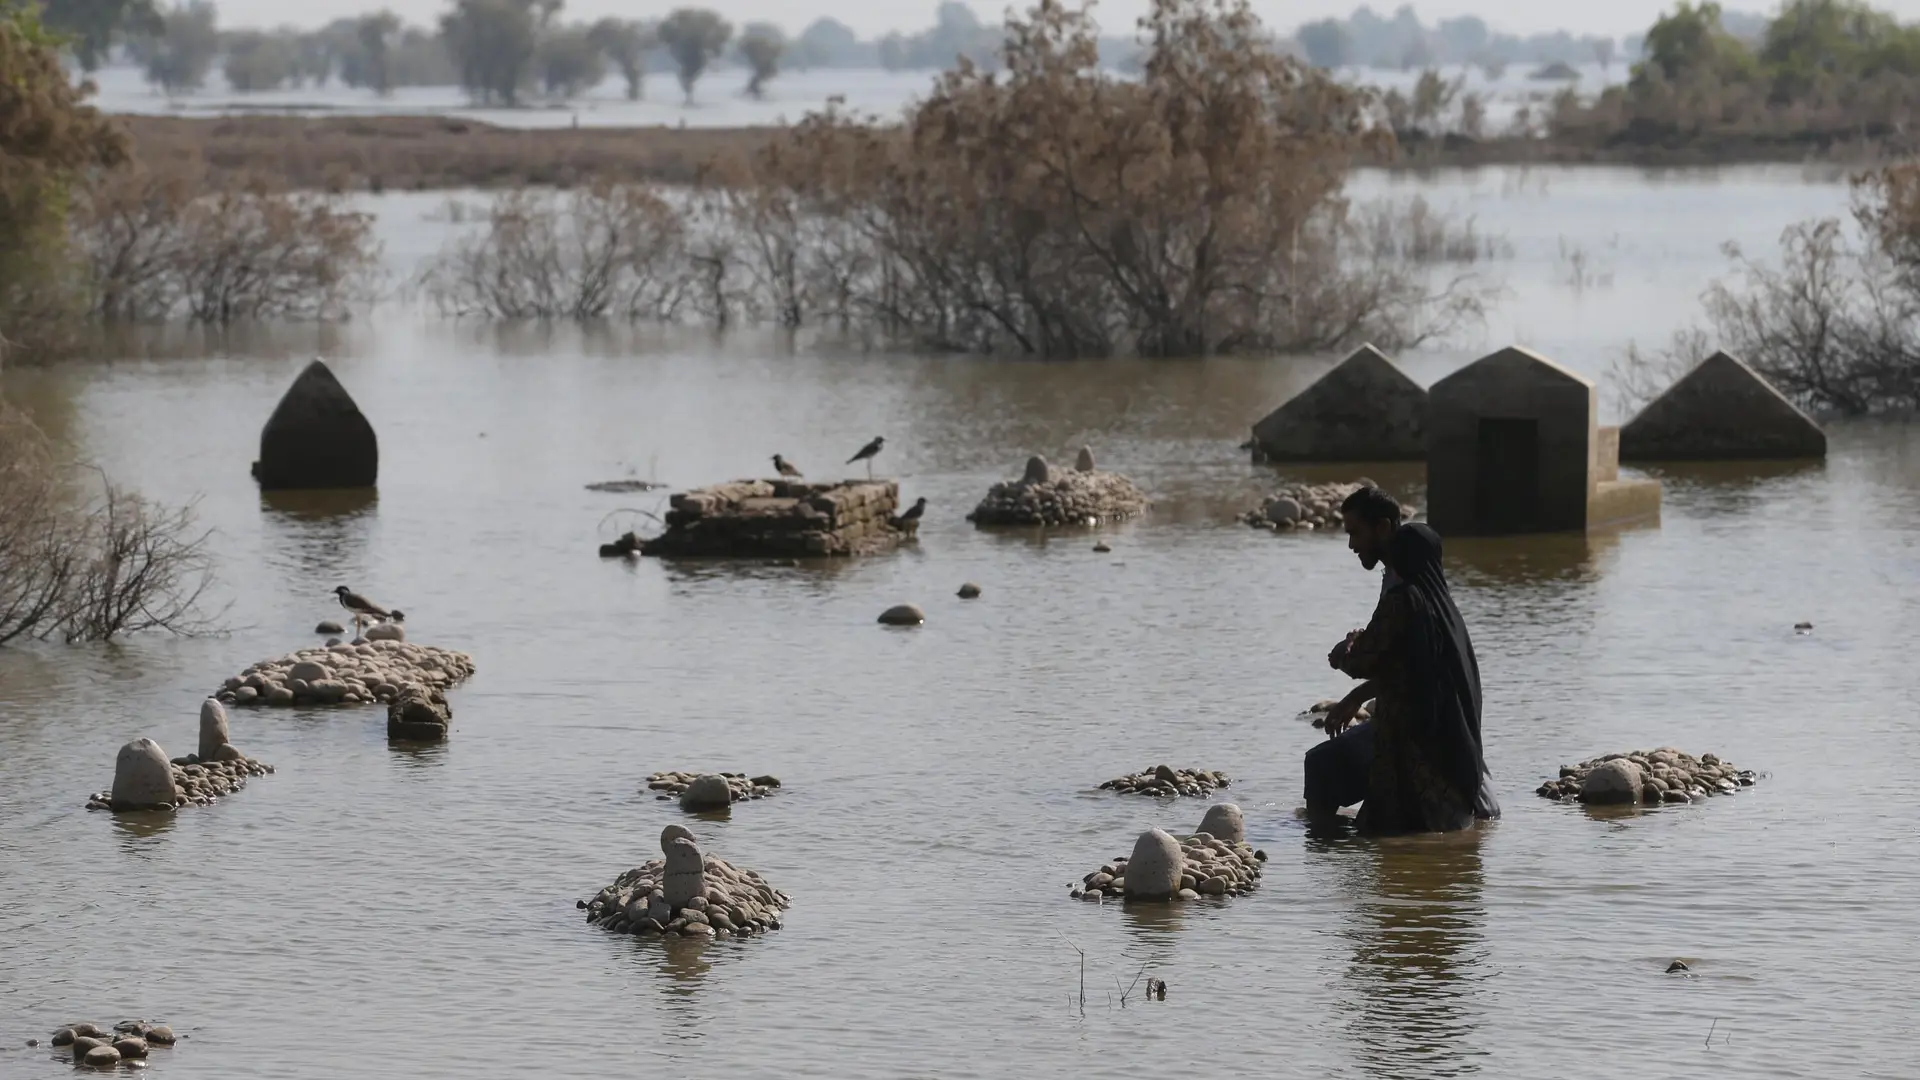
[1250,345,1428,463]
[1620,351,1827,461]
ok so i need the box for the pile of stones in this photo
[967,450,1150,527]
[645,771,781,810]
[49,1019,177,1068]
[86,701,274,812]
[1099,764,1230,798]
[213,640,476,707]
[388,686,453,741]
[580,825,792,939]
[1537,747,1759,805]
[1073,805,1268,901]
[1242,480,1417,532]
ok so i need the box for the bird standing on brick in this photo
[772,454,802,478]
[847,436,885,479]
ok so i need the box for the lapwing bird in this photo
[847,436,885,478]
[334,585,393,634]
[772,454,803,478]
[890,496,927,530]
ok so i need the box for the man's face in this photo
[1342,511,1393,571]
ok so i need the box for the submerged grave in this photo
[640,479,912,557]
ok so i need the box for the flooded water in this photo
[5,166,1920,1079]
[85,61,1624,130]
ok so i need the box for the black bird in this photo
[891,496,927,530]
[772,454,803,478]
[334,585,393,633]
[846,436,885,478]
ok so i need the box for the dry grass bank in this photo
[120,114,785,192]
[116,113,1897,195]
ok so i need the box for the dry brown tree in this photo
[74,162,382,323]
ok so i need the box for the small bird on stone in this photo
[890,496,927,530]
[334,585,393,634]
[846,436,885,478]
[772,454,803,478]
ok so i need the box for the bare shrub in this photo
[0,401,219,645]
[1611,168,1920,417]
[73,162,382,323]
[421,183,692,319]
[1356,195,1511,265]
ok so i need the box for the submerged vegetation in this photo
[423,0,1494,357]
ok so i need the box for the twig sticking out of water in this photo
[1118,963,1149,1007]
[1705,1018,1731,1046]
[1057,931,1086,1017]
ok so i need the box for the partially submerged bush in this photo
[717,0,1483,357]
[1613,164,1920,417]
[0,401,219,645]
[421,182,691,319]
[75,163,382,323]
[423,0,1490,355]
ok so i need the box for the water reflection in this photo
[1446,528,1631,589]
[260,489,380,583]
[1330,830,1489,1079]
[1642,459,1826,515]
[111,811,179,851]
[260,489,381,521]
[386,741,449,769]
[659,557,863,591]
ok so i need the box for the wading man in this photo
[1326,519,1501,834]
[1302,486,1403,823]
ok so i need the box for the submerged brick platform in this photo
[640,479,910,557]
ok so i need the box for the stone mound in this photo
[1243,480,1417,532]
[1073,822,1267,902]
[967,455,1149,526]
[581,826,792,939]
[49,1020,177,1065]
[215,640,475,707]
[252,358,378,490]
[1537,748,1758,805]
[1099,765,1229,798]
[645,771,781,805]
[87,743,274,812]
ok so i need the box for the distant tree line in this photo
[1291,4,1640,73]
[34,0,793,103]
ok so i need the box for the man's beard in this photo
[1359,554,1378,570]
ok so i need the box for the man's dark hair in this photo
[1340,486,1401,525]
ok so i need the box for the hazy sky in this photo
[208,0,1920,38]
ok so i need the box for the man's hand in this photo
[1323,698,1360,739]
[1326,629,1362,670]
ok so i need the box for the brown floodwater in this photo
[4,168,1919,1078]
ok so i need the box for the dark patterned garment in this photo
[1337,524,1499,835]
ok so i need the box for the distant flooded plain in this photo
[3,166,1918,1079]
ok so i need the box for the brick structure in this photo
[1619,351,1827,461]
[640,479,908,557]
[1427,346,1661,537]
